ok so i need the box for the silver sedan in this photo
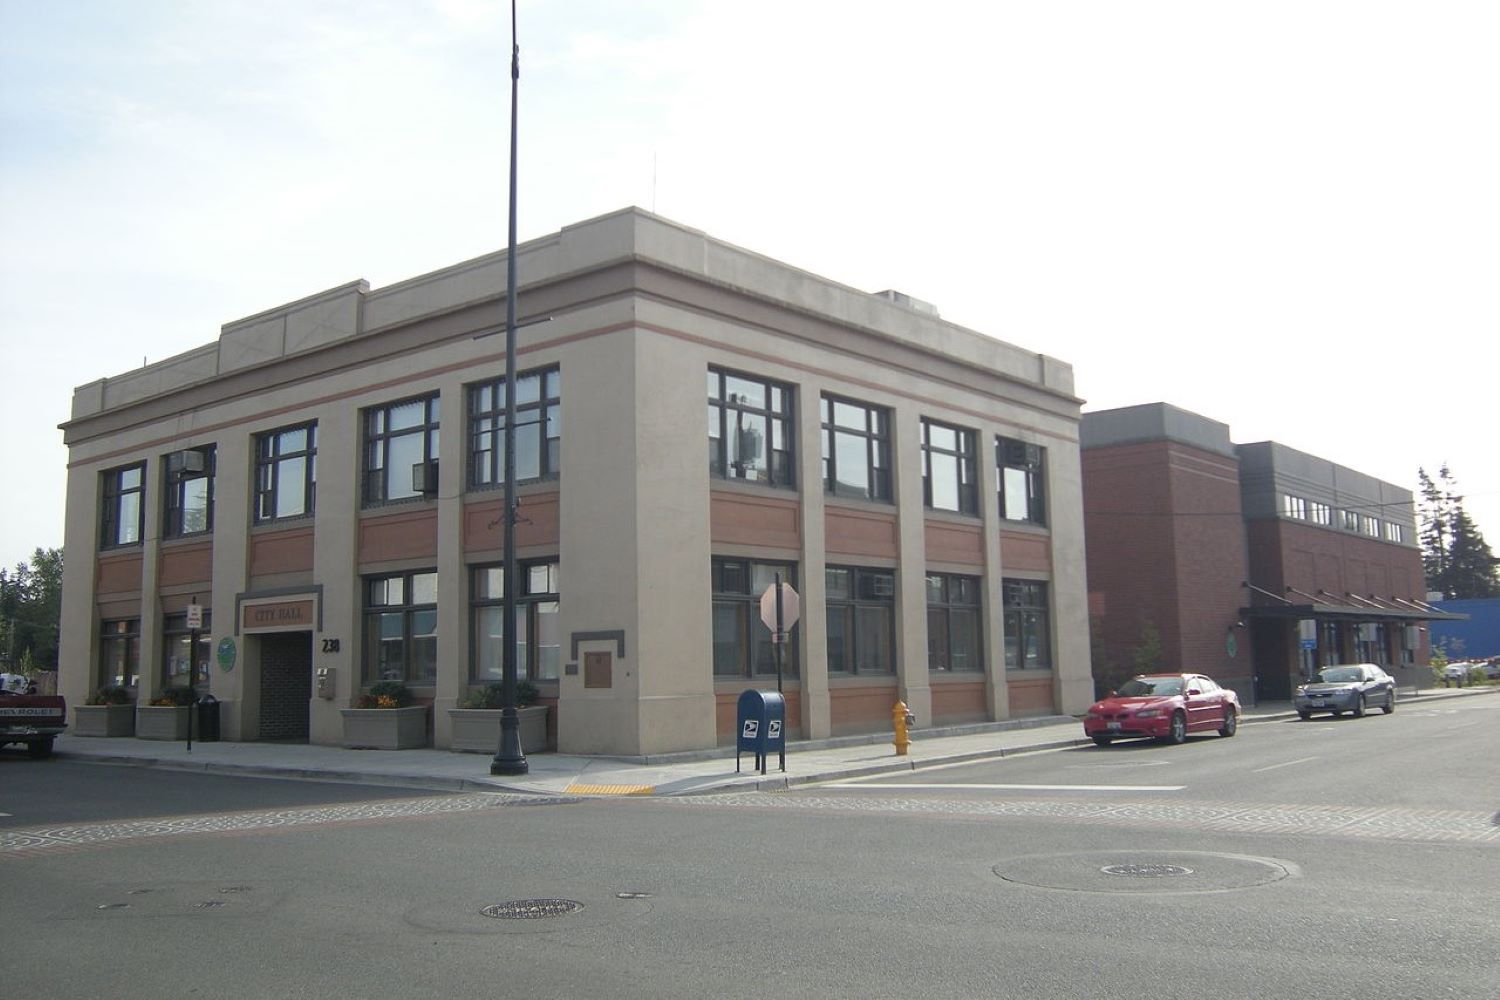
[1293,663,1396,719]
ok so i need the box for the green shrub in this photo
[459,680,539,709]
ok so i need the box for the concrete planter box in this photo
[447,705,549,754]
[341,705,429,749]
[136,705,191,741]
[74,703,136,737]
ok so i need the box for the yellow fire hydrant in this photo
[893,700,915,756]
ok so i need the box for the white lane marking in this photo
[822,782,1184,792]
[1252,756,1320,773]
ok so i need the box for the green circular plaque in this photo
[216,637,237,672]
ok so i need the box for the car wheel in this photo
[1091,735,1114,747]
[1218,708,1238,738]
[27,736,55,760]
[1352,694,1366,718]
[1297,710,1312,720]
[1383,690,1396,714]
[1165,711,1187,745]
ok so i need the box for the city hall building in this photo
[57,208,1093,755]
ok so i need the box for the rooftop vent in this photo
[874,290,940,318]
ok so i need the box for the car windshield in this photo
[1117,677,1182,697]
[1317,667,1363,683]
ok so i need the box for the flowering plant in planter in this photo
[87,685,132,706]
[355,680,413,709]
[149,686,197,707]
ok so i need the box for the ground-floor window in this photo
[99,618,139,691]
[161,611,212,688]
[712,557,798,679]
[826,566,895,674]
[1003,579,1051,670]
[1319,620,1341,665]
[471,561,561,682]
[364,571,438,685]
[927,573,982,672]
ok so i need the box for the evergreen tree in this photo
[1417,466,1498,599]
[0,547,62,672]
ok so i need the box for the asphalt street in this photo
[2,693,1496,999]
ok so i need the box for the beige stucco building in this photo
[57,208,1092,755]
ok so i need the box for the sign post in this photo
[759,577,800,694]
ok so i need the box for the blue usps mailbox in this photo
[736,689,786,775]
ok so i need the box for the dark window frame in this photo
[163,445,216,539]
[255,422,318,523]
[99,618,140,692]
[707,367,796,488]
[1002,578,1052,671]
[926,572,984,673]
[363,394,440,506]
[101,463,146,549]
[921,418,978,515]
[362,570,439,685]
[825,565,896,675]
[161,611,212,688]
[996,437,1047,526]
[468,367,561,489]
[469,559,561,683]
[711,557,799,679]
[821,394,893,502]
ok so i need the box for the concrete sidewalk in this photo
[43,686,1493,798]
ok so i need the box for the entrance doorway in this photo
[259,631,312,742]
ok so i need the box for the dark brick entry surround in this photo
[259,632,312,741]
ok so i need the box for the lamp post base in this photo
[490,711,530,775]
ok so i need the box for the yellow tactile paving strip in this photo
[563,783,656,796]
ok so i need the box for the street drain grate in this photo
[616,892,651,899]
[193,900,228,909]
[480,899,585,920]
[1101,863,1194,878]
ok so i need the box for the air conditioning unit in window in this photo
[412,459,439,496]
[167,449,205,474]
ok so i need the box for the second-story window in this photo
[469,368,561,488]
[922,419,978,514]
[364,394,440,505]
[255,423,317,523]
[707,368,794,487]
[101,463,145,548]
[163,445,215,538]
[997,437,1046,525]
[821,395,892,502]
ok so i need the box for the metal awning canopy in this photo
[1240,583,1469,623]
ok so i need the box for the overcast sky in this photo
[2,0,1496,574]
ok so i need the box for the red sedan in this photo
[1083,673,1240,746]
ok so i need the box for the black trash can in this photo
[196,694,221,741]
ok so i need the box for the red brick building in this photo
[1082,404,1456,704]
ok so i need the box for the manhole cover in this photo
[1101,863,1194,878]
[97,903,129,910]
[616,892,651,899]
[219,886,252,894]
[995,850,1294,895]
[193,900,227,909]
[480,899,585,920]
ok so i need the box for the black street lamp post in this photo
[491,0,528,776]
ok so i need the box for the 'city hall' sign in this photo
[241,599,316,633]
